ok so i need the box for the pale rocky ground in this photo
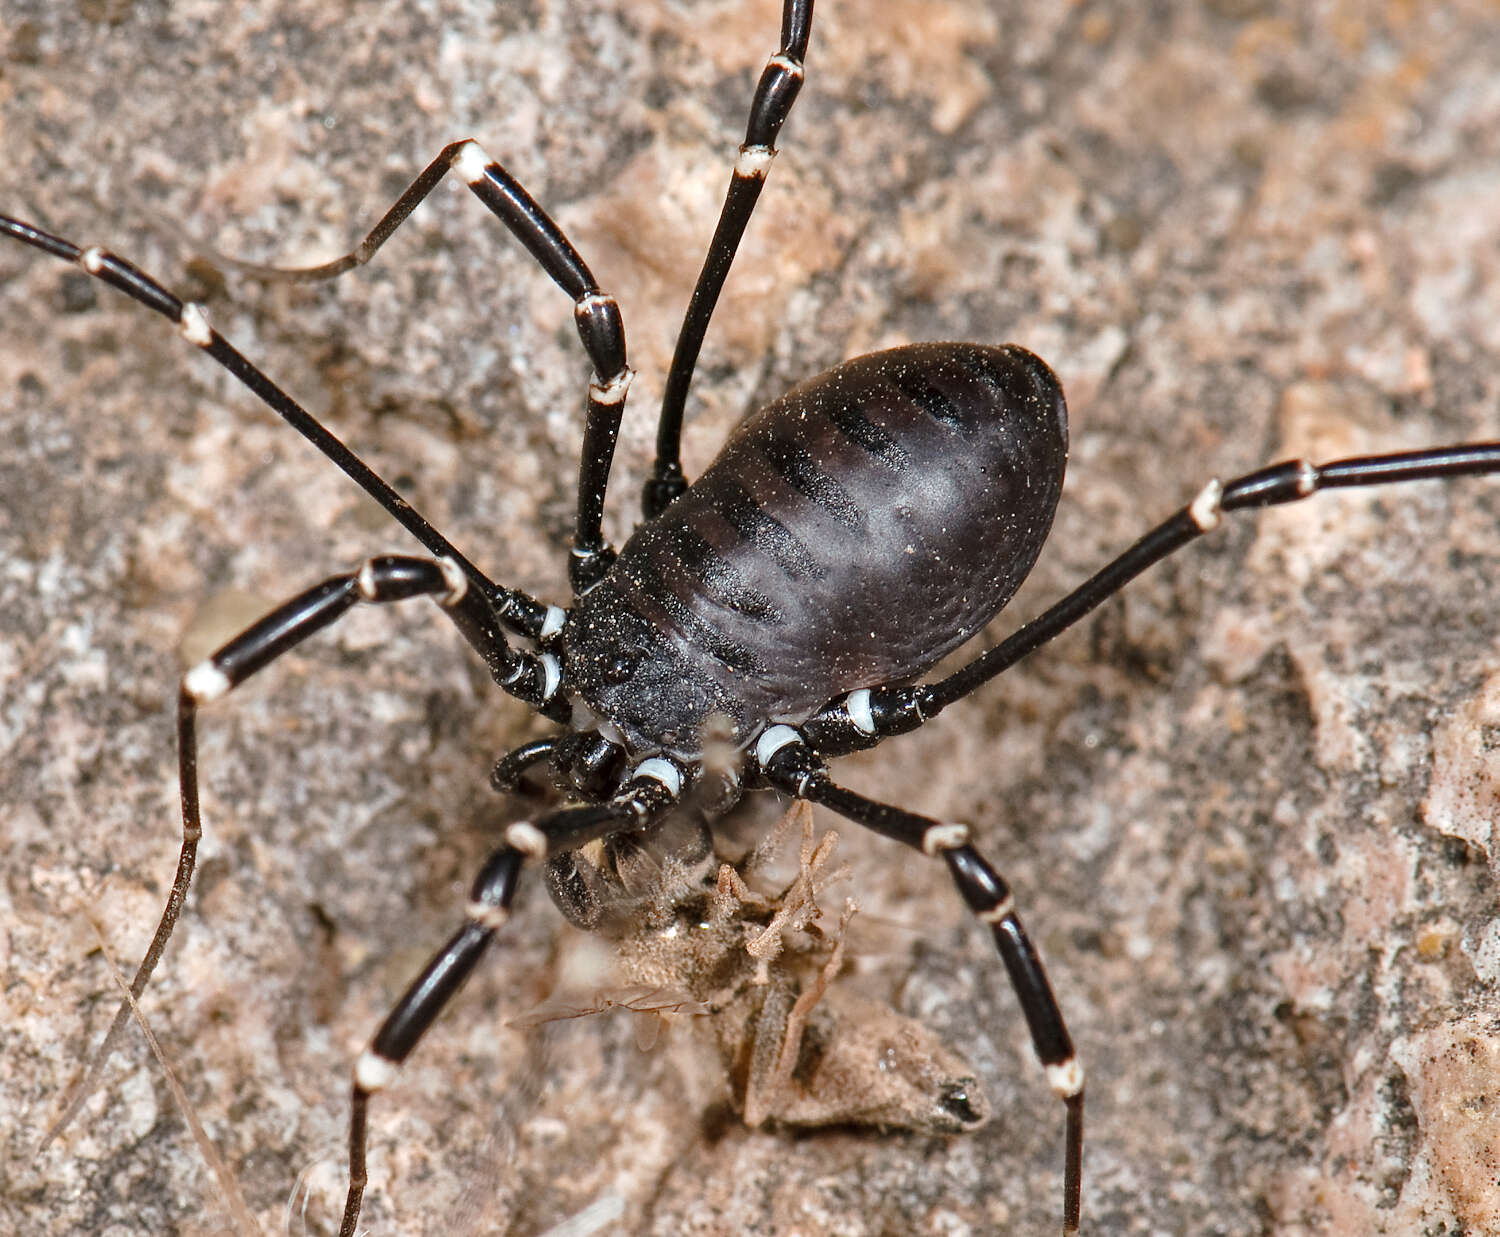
[2,2,1499,1235]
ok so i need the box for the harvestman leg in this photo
[217,138,633,594]
[337,760,685,1237]
[224,1,817,557]
[754,729,1085,1236]
[801,443,1500,753]
[0,215,557,640]
[643,0,814,516]
[768,441,1500,1235]
[43,556,566,1143]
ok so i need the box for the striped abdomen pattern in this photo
[565,342,1068,756]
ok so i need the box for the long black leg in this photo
[203,141,632,594]
[338,756,686,1237]
[754,728,1084,1236]
[39,684,207,1150]
[642,0,815,517]
[44,555,569,1147]
[800,441,1500,753]
[0,215,558,640]
[178,554,570,717]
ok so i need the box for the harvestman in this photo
[8,1,1500,1233]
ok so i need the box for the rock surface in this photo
[3,2,1498,1235]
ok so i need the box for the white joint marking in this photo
[465,900,511,930]
[768,52,804,78]
[576,290,617,315]
[922,821,971,856]
[1046,1057,1086,1099]
[589,368,633,405]
[437,556,468,606]
[1188,478,1224,532]
[501,660,525,686]
[356,559,379,600]
[454,139,492,184]
[177,301,213,347]
[539,605,567,641]
[506,821,548,858]
[184,659,231,704]
[754,724,804,769]
[631,756,683,798]
[354,1049,400,1094]
[735,144,775,179]
[539,652,561,700]
[978,894,1016,924]
[1295,459,1319,495]
[81,246,106,274]
[845,688,876,735]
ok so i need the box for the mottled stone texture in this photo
[3,2,1499,1235]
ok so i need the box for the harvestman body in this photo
[8,1,1500,1233]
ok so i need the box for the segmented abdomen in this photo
[567,342,1068,755]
